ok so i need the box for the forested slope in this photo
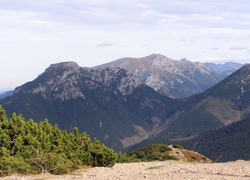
[180,117,250,162]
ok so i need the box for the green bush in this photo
[0,155,32,176]
[162,154,178,161]
[147,153,161,161]
[191,156,197,160]
[173,144,184,149]
[129,144,177,162]
[0,106,118,176]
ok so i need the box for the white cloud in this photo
[210,48,219,51]
[1,0,250,89]
[229,46,248,51]
[98,42,115,47]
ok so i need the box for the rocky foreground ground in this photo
[1,160,250,180]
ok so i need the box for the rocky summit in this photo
[94,54,229,98]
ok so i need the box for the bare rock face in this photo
[33,62,84,101]
[94,54,227,98]
[15,62,143,102]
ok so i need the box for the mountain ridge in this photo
[126,64,250,161]
[94,54,241,98]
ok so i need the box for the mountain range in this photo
[0,55,248,161]
[94,54,243,98]
[0,91,12,99]
[203,61,243,75]
[1,61,182,150]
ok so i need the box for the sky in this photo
[1,0,250,91]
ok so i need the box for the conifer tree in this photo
[0,106,131,176]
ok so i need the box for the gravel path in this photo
[2,160,250,180]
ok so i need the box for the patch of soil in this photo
[1,160,249,180]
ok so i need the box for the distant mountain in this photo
[0,90,13,99]
[203,62,243,76]
[127,64,250,161]
[94,54,228,98]
[0,62,180,150]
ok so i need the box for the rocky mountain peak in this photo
[93,54,223,98]
[181,58,191,63]
[141,54,173,65]
[146,53,171,61]
[45,61,80,73]
[13,62,144,102]
[92,67,143,96]
[32,62,84,101]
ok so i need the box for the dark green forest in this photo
[0,106,128,176]
[179,117,250,162]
